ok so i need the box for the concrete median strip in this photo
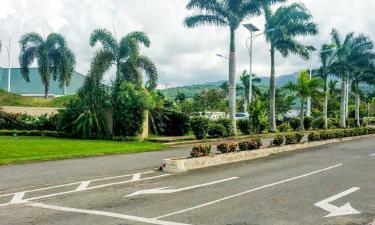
[163,134,375,173]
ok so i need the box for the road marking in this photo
[126,177,239,197]
[371,154,375,156]
[10,192,26,204]
[27,202,190,225]
[315,187,361,217]
[131,173,142,181]
[155,163,343,219]
[0,172,170,207]
[76,181,91,191]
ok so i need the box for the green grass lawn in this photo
[0,136,165,165]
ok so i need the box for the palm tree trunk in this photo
[323,78,328,129]
[346,80,349,119]
[228,28,237,135]
[355,82,361,127]
[300,99,305,131]
[44,80,49,99]
[340,79,347,128]
[269,45,277,132]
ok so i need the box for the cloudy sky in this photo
[1,0,375,87]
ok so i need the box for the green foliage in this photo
[289,117,301,131]
[278,123,291,132]
[308,132,321,141]
[238,119,251,135]
[208,124,227,138]
[0,90,76,107]
[0,130,70,138]
[271,135,285,146]
[162,111,190,136]
[190,145,212,158]
[217,142,237,154]
[248,100,268,134]
[304,116,313,130]
[312,117,325,130]
[190,117,211,140]
[0,111,58,131]
[215,118,233,137]
[285,133,304,145]
[238,138,262,151]
[192,89,227,114]
[113,82,152,137]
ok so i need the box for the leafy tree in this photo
[185,0,286,135]
[175,92,187,104]
[193,89,227,115]
[248,99,268,134]
[240,70,261,108]
[284,71,323,130]
[19,32,76,98]
[264,2,318,131]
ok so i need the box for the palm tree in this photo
[19,32,76,98]
[315,44,336,129]
[89,29,158,90]
[240,70,261,109]
[263,2,318,132]
[285,71,323,130]
[184,0,286,135]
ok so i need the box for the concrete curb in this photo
[162,134,375,173]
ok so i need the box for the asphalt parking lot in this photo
[0,137,374,225]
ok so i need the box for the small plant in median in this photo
[285,133,304,145]
[271,135,285,146]
[308,132,321,142]
[217,142,237,153]
[190,145,212,158]
[238,138,262,151]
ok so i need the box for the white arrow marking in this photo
[126,177,239,197]
[315,187,361,218]
[10,192,27,204]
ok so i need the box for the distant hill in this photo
[162,73,298,99]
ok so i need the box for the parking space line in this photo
[27,202,190,225]
[154,163,343,219]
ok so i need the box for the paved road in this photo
[0,136,374,225]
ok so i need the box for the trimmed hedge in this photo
[208,123,227,138]
[238,138,262,151]
[190,117,211,140]
[308,127,375,142]
[217,142,237,153]
[190,145,212,158]
[271,135,285,146]
[285,133,304,145]
[0,130,71,138]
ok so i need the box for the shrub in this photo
[190,117,211,140]
[162,111,190,136]
[346,118,356,128]
[217,142,237,153]
[271,135,285,146]
[190,145,212,158]
[328,118,340,129]
[238,119,251,135]
[285,133,304,145]
[320,131,335,140]
[278,123,291,132]
[216,118,234,137]
[289,117,301,131]
[0,111,58,131]
[238,138,262,151]
[308,132,321,142]
[312,117,325,130]
[208,123,227,138]
[0,130,71,138]
[304,117,313,130]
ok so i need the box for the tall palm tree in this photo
[315,44,336,129]
[19,32,76,98]
[89,29,158,90]
[184,0,286,135]
[264,2,318,132]
[240,70,261,109]
[330,29,355,128]
[285,71,323,130]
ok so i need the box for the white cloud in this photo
[0,0,375,87]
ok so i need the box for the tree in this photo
[175,92,187,104]
[185,0,286,135]
[264,2,318,131]
[193,89,227,115]
[315,44,336,129]
[19,32,76,98]
[284,71,323,130]
[240,70,261,108]
[89,29,157,91]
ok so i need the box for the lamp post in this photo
[243,24,276,112]
[307,48,336,117]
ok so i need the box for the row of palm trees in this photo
[185,0,374,133]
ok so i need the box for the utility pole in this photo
[6,39,11,92]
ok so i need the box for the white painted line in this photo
[315,187,361,217]
[10,192,26,204]
[155,163,343,219]
[0,171,154,198]
[126,177,239,197]
[76,181,91,191]
[131,173,142,182]
[27,202,190,225]
[371,154,375,156]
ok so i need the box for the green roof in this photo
[0,68,85,96]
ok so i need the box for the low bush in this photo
[278,123,291,132]
[190,117,211,140]
[320,131,335,140]
[308,132,321,142]
[285,133,304,145]
[0,111,58,131]
[217,142,237,153]
[271,135,285,146]
[312,117,325,130]
[328,118,340,129]
[208,123,227,138]
[112,136,141,142]
[216,118,234,137]
[347,118,356,128]
[190,145,212,158]
[162,111,190,136]
[238,138,262,151]
[0,130,71,138]
[304,117,313,130]
[238,119,251,135]
[289,117,301,131]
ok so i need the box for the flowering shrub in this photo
[190,145,212,158]
[217,142,237,153]
[238,138,262,151]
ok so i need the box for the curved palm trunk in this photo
[300,99,305,131]
[340,79,347,128]
[323,78,328,129]
[228,29,237,135]
[269,46,277,132]
[355,82,361,127]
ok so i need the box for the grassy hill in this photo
[0,89,76,107]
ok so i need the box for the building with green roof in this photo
[0,67,85,97]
